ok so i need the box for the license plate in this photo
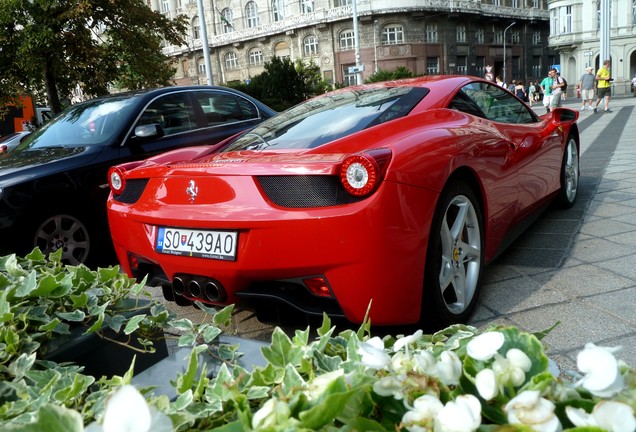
[156,227,238,261]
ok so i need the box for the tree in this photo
[364,66,415,83]
[0,0,187,114]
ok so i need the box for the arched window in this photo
[272,0,285,21]
[192,17,201,40]
[225,52,238,69]
[339,29,355,51]
[381,24,403,45]
[303,35,319,56]
[221,8,234,33]
[245,1,259,28]
[248,48,264,65]
[274,41,290,58]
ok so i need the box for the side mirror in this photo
[133,124,164,139]
[550,107,579,125]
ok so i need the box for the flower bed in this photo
[1,250,635,431]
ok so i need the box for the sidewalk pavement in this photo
[469,95,636,371]
[157,95,636,372]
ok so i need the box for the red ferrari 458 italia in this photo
[106,76,580,328]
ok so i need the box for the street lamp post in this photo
[503,22,516,86]
[373,20,378,73]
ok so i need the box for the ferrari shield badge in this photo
[186,180,198,203]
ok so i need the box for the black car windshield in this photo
[16,96,140,150]
[222,86,428,151]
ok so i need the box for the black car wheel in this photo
[34,213,91,266]
[555,135,579,208]
[422,180,484,329]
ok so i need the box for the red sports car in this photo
[106,76,580,328]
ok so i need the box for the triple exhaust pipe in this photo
[172,275,226,302]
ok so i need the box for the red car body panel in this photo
[106,76,579,325]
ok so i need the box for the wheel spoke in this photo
[449,203,468,242]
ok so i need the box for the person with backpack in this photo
[549,68,566,112]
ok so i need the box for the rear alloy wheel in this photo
[423,180,484,329]
[556,136,579,208]
[34,214,90,265]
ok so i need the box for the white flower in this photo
[394,329,423,352]
[466,332,504,361]
[402,395,444,432]
[436,351,462,386]
[504,390,562,432]
[475,368,498,400]
[391,351,414,373]
[577,343,624,397]
[357,336,390,370]
[85,385,172,432]
[373,375,405,399]
[305,369,344,400]
[492,353,526,387]
[435,395,482,432]
[413,350,438,375]
[251,398,291,430]
[506,348,532,372]
[566,401,636,432]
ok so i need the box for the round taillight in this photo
[0,145,7,154]
[108,167,126,194]
[340,154,379,197]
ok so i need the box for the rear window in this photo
[222,86,428,151]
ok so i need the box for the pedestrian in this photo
[539,72,554,114]
[592,59,612,113]
[507,80,516,94]
[528,81,536,106]
[549,69,566,112]
[496,76,505,87]
[631,74,636,97]
[515,80,527,102]
[578,66,596,111]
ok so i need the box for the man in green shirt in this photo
[539,74,553,115]
[593,59,612,113]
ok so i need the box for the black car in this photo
[0,86,276,266]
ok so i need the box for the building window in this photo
[493,0,501,6]
[192,17,200,40]
[225,52,238,69]
[274,41,291,58]
[560,5,572,33]
[475,27,484,44]
[381,25,404,45]
[161,0,169,12]
[426,24,438,43]
[273,0,284,21]
[456,56,467,74]
[532,31,541,45]
[182,59,189,77]
[427,57,439,74]
[339,29,355,50]
[303,35,319,56]
[342,65,356,86]
[494,29,503,44]
[551,8,558,34]
[335,0,351,6]
[532,0,539,7]
[532,57,541,77]
[301,0,314,13]
[245,1,259,28]
[197,59,205,75]
[511,30,520,44]
[221,8,234,33]
[456,25,466,43]
[512,0,518,7]
[248,48,263,65]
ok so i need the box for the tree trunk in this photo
[44,56,63,114]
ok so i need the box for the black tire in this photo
[555,135,579,209]
[422,180,484,329]
[33,213,92,266]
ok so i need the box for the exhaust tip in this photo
[204,280,226,302]
[188,279,202,297]
[172,276,186,295]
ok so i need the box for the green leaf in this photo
[69,292,88,308]
[282,363,306,396]
[299,385,357,429]
[8,353,36,379]
[261,327,303,368]
[212,304,234,326]
[14,270,37,297]
[202,325,222,343]
[532,321,561,341]
[55,310,85,322]
[123,314,146,335]
[338,417,389,431]
[174,389,194,410]
[176,347,204,394]
[4,404,83,432]
[38,318,61,332]
[169,318,195,331]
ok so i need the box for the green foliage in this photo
[226,57,331,111]
[1,250,635,431]
[0,0,187,114]
[365,66,416,83]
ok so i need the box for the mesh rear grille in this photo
[113,178,149,204]
[256,175,364,208]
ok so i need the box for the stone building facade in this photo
[148,0,558,88]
